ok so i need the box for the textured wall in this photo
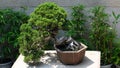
[0,0,120,37]
[1,0,120,14]
[1,0,120,7]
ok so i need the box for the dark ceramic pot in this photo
[101,64,120,68]
[0,61,12,68]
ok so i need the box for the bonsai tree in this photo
[0,9,28,64]
[18,2,67,63]
[18,24,44,63]
[29,2,67,41]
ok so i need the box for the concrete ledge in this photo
[12,50,100,68]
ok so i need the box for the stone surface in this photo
[12,50,100,68]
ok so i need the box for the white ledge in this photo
[12,50,100,68]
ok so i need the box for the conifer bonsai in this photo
[29,2,67,40]
[18,2,67,63]
[18,24,44,63]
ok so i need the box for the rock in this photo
[56,36,81,51]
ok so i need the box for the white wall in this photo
[1,0,120,37]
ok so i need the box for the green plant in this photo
[18,2,67,63]
[0,9,28,63]
[112,38,120,65]
[90,6,116,65]
[67,5,86,40]
[111,12,120,65]
[29,2,67,40]
[18,24,44,63]
[65,5,91,49]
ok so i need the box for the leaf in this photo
[117,14,120,20]
[112,11,117,19]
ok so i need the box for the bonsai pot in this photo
[54,43,87,65]
[0,58,12,68]
[101,64,120,68]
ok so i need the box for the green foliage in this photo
[112,38,120,65]
[18,24,44,62]
[111,12,120,65]
[112,12,120,24]
[65,5,91,48]
[67,5,86,39]
[43,40,54,50]
[90,6,116,65]
[29,2,67,39]
[18,2,67,63]
[0,9,29,62]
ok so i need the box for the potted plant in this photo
[90,6,119,67]
[105,12,120,68]
[18,24,44,63]
[54,5,88,65]
[111,38,120,68]
[18,2,67,64]
[0,9,28,68]
[54,36,87,65]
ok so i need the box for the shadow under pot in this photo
[54,43,87,65]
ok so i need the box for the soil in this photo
[56,44,69,51]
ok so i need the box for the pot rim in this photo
[54,42,87,53]
[0,60,12,65]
